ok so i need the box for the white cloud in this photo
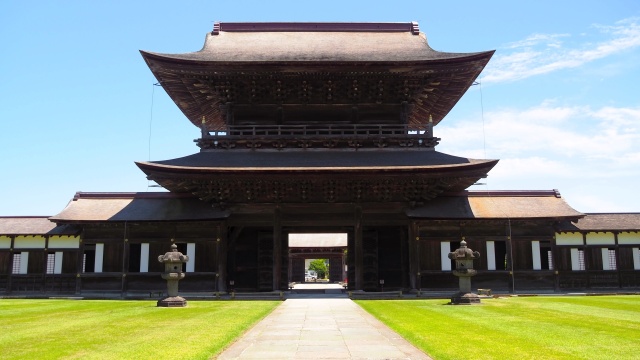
[505,33,569,49]
[482,17,640,83]
[441,103,640,162]
[439,102,640,212]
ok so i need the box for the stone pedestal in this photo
[448,240,481,305]
[157,244,189,307]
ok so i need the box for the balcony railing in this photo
[196,124,438,150]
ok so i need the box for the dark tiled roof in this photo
[406,191,584,219]
[139,22,494,131]
[136,150,499,198]
[557,213,640,231]
[0,217,78,235]
[142,149,495,169]
[50,192,230,222]
[142,24,489,63]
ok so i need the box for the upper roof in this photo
[557,213,640,231]
[143,22,488,63]
[406,190,584,220]
[140,22,494,131]
[0,217,78,235]
[50,192,229,223]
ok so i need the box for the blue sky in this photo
[1,0,639,216]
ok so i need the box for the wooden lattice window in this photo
[578,250,585,271]
[607,249,617,270]
[46,253,55,274]
[11,253,21,274]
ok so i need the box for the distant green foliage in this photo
[0,299,279,360]
[356,295,640,360]
[308,258,328,278]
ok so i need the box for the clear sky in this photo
[1,0,639,216]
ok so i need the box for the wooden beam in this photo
[354,206,363,290]
[217,223,228,292]
[408,221,418,290]
[273,207,282,291]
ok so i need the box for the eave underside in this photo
[141,55,492,131]
[136,157,498,206]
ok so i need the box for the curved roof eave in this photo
[140,30,494,64]
[139,48,495,68]
[136,160,498,174]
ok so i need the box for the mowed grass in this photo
[0,299,279,360]
[357,295,640,360]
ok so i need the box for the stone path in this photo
[216,297,432,359]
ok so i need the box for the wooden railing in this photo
[197,124,438,150]
[204,123,432,138]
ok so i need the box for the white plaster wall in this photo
[586,232,615,245]
[633,248,640,270]
[601,248,611,270]
[556,233,583,246]
[186,243,195,272]
[619,232,640,245]
[19,252,29,274]
[94,243,104,273]
[570,248,581,271]
[440,242,451,271]
[531,241,541,270]
[0,236,11,249]
[140,243,149,273]
[54,252,63,274]
[14,236,46,249]
[486,241,496,270]
[48,236,80,249]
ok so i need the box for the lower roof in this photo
[406,190,584,220]
[557,213,640,231]
[0,217,78,235]
[47,190,583,223]
[50,192,230,223]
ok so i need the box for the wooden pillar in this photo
[614,232,622,288]
[506,235,514,293]
[551,234,560,292]
[75,230,85,295]
[7,235,14,294]
[287,254,292,285]
[217,223,228,293]
[583,232,590,289]
[43,235,50,293]
[354,206,363,290]
[273,207,282,291]
[408,221,418,290]
[121,223,129,297]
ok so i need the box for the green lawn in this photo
[356,295,640,360]
[0,299,279,360]
[3,296,639,360]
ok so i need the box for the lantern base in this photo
[157,296,187,307]
[450,291,481,305]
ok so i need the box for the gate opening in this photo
[288,233,347,288]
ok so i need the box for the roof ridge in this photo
[584,212,640,215]
[446,190,563,197]
[72,192,194,200]
[213,22,420,35]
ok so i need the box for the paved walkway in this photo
[216,297,432,360]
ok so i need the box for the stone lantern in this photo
[157,243,189,307]
[448,240,481,304]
